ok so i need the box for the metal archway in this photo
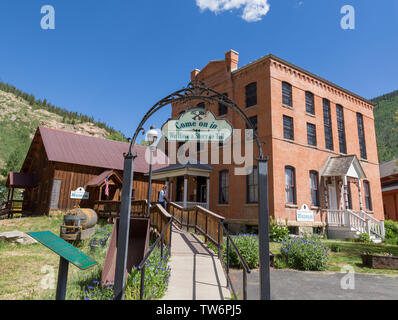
[114,80,271,300]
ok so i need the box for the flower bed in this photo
[280,235,328,271]
[361,253,398,270]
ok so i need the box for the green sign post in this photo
[28,231,98,300]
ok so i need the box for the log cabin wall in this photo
[18,127,169,216]
[132,172,165,202]
[21,136,54,215]
[43,164,166,214]
[53,162,104,212]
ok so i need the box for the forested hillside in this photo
[373,90,398,163]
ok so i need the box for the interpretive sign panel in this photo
[28,231,97,270]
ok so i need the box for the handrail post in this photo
[243,269,247,300]
[205,213,208,244]
[226,236,230,287]
[140,266,146,300]
[187,210,190,232]
[195,207,198,234]
[160,235,164,259]
[169,218,173,255]
[217,220,222,260]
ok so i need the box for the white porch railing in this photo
[175,202,208,209]
[327,210,385,239]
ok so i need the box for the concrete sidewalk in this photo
[162,228,231,300]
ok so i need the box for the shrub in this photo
[357,233,371,243]
[384,220,398,242]
[269,220,289,242]
[330,244,341,252]
[280,235,328,271]
[223,233,259,269]
[83,248,170,300]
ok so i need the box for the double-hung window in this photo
[282,82,292,107]
[285,166,296,205]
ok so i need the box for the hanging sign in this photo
[71,187,89,200]
[161,107,233,142]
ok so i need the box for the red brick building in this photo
[160,50,384,238]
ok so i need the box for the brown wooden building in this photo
[7,126,168,216]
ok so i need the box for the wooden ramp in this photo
[162,227,231,300]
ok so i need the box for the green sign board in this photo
[161,107,233,142]
[28,231,97,270]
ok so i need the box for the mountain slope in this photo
[372,90,398,163]
[0,84,127,201]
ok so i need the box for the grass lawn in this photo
[194,231,398,276]
[0,214,111,300]
[270,239,398,276]
[0,215,171,300]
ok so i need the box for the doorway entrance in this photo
[328,180,338,210]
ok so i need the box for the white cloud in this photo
[196,0,271,22]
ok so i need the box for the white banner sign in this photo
[296,204,314,222]
[71,187,89,200]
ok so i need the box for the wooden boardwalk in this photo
[162,227,231,300]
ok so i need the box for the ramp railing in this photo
[94,200,147,218]
[223,226,251,300]
[169,202,224,257]
[168,202,251,300]
[137,204,173,300]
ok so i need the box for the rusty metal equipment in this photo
[101,217,150,286]
[60,208,98,241]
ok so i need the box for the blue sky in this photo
[0,0,397,137]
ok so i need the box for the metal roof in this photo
[87,170,122,187]
[382,181,398,193]
[151,160,213,175]
[36,126,169,173]
[380,158,398,179]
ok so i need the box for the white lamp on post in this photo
[146,125,159,217]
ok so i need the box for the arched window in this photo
[285,166,296,204]
[309,171,320,206]
[357,113,367,160]
[247,166,259,203]
[363,180,372,211]
[219,170,229,204]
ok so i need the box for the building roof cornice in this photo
[232,54,374,107]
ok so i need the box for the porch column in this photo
[358,179,363,211]
[206,177,210,210]
[344,176,349,210]
[169,180,173,203]
[183,175,188,208]
[323,178,329,210]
